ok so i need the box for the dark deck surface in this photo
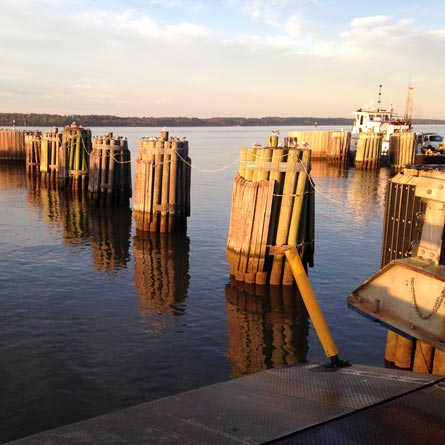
[8,363,445,444]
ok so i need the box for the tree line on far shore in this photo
[0,113,444,128]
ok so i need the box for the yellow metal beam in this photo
[283,246,340,359]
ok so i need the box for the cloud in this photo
[285,15,301,37]
[349,15,390,28]
[227,0,301,30]
[339,15,416,56]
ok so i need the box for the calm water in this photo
[1,125,444,442]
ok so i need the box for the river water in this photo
[1,124,444,442]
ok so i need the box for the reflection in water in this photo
[26,177,131,271]
[350,168,391,210]
[225,278,309,378]
[310,159,348,179]
[88,207,132,272]
[0,164,27,189]
[134,231,190,331]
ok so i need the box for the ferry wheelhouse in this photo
[350,106,411,155]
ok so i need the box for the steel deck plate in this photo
[8,364,443,445]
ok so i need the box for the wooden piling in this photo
[286,130,331,159]
[133,132,191,232]
[39,128,61,185]
[58,122,91,190]
[25,130,42,174]
[389,131,416,170]
[327,129,350,164]
[354,131,382,170]
[0,129,26,161]
[227,136,313,286]
[88,133,132,207]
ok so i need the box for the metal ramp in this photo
[8,364,444,445]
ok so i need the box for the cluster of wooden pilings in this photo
[227,136,314,286]
[25,131,42,174]
[0,129,27,161]
[88,133,132,207]
[381,167,445,374]
[58,122,92,190]
[225,277,308,378]
[133,131,191,233]
[388,131,416,170]
[327,130,350,164]
[40,129,62,183]
[354,131,382,169]
[286,131,331,159]
[22,123,132,206]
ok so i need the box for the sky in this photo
[1,0,444,119]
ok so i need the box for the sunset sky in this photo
[1,0,444,119]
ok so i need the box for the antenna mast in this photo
[404,82,414,126]
[377,84,382,111]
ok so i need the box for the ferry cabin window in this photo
[360,116,364,125]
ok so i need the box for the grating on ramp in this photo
[8,364,443,445]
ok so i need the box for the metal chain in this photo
[410,277,445,320]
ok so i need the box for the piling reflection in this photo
[310,159,348,179]
[26,178,131,272]
[349,167,391,215]
[225,279,309,378]
[0,164,27,189]
[88,207,132,272]
[133,231,190,328]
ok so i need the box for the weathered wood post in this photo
[226,134,314,286]
[58,122,91,190]
[389,131,416,171]
[327,129,350,164]
[286,130,331,159]
[354,131,382,169]
[88,133,132,207]
[133,131,191,232]
[0,129,26,161]
[40,128,61,184]
[25,130,41,174]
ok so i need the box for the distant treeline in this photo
[0,113,444,128]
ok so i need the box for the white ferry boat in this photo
[350,86,412,156]
[350,105,411,156]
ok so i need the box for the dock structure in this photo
[327,129,350,164]
[133,131,191,233]
[58,122,92,190]
[286,130,331,159]
[226,135,314,286]
[8,363,445,444]
[88,133,132,207]
[354,131,382,169]
[39,128,62,184]
[25,130,41,174]
[389,131,416,170]
[0,129,26,161]
[349,165,445,374]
